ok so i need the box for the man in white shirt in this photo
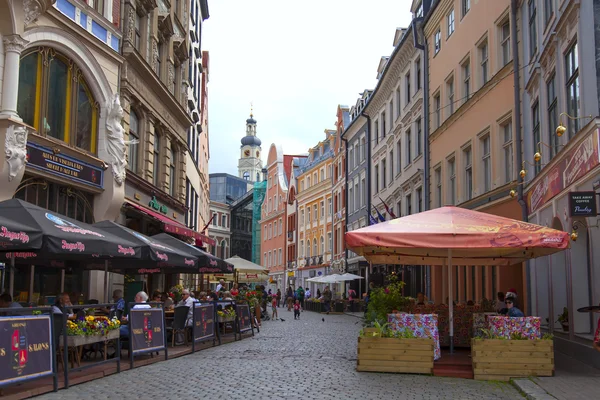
[177,289,195,327]
[216,279,225,293]
[120,291,151,336]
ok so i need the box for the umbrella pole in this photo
[9,254,15,298]
[104,261,109,303]
[60,269,65,293]
[448,249,454,354]
[28,265,34,304]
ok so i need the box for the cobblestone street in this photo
[37,309,520,400]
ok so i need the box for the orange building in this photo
[296,131,336,292]
[425,0,525,306]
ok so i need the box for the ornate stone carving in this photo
[151,39,159,72]
[105,94,138,185]
[127,7,136,43]
[2,35,29,54]
[23,0,46,27]
[168,62,175,93]
[5,124,28,181]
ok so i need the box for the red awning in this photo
[124,200,215,246]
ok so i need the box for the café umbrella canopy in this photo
[151,233,234,273]
[345,206,570,351]
[92,221,198,272]
[0,198,141,260]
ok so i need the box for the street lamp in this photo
[555,112,593,138]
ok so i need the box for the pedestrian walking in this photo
[271,295,278,320]
[286,286,294,311]
[293,300,301,320]
[296,286,305,311]
[276,289,282,307]
[322,286,332,314]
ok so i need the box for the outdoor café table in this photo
[387,313,441,360]
[472,312,498,338]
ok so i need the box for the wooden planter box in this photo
[357,329,434,374]
[218,316,235,323]
[61,329,119,347]
[472,339,554,381]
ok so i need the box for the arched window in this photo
[17,48,99,153]
[128,110,140,173]
[313,239,317,257]
[320,236,324,254]
[256,172,260,181]
[220,240,226,259]
[243,171,250,180]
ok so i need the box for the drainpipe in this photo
[511,0,531,315]
[364,113,372,292]
[422,33,432,299]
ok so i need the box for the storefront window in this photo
[17,48,99,153]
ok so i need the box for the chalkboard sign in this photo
[0,316,53,386]
[193,304,215,342]
[236,304,252,333]
[129,307,165,354]
[568,191,597,217]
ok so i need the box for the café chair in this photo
[167,306,189,347]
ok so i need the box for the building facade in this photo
[209,173,251,204]
[208,200,230,259]
[521,0,600,369]
[296,131,335,291]
[343,91,372,294]
[331,106,349,277]
[425,0,524,305]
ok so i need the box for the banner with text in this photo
[129,308,165,354]
[193,304,215,342]
[0,316,53,386]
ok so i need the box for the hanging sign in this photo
[568,191,597,217]
[148,196,168,214]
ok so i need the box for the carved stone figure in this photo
[151,40,159,72]
[5,124,28,181]
[23,0,48,27]
[105,94,138,185]
[127,8,136,43]
[168,62,175,93]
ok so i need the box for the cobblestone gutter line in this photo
[512,379,557,400]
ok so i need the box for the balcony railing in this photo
[302,255,324,266]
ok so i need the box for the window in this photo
[547,74,558,157]
[361,137,366,161]
[416,58,421,90]
[273,220,277,236]
[361,178,366,206]
[307,206,311,222]
[447,9,455,37]
[374,120,379,144]
[464,147,472,200]
[462,58,471,101]
[328,232,332,252]
[481,135,491,192]
[243,172,250,181]
[382,158,387,189]
[313,239,317,257]
[169,147,177,196]
[389,100,394,123]
[18,50,99,153]
[435,167,442,207]
[300,241,304,257]
[396,200,402,218]
[279,248,282,265]
[221,214,227,228]
[532,101,541,174]
[448,158,456,205]
[268,251,271,268]
[502,122,513,183]
[93,0,105,15]
[374,165,379,193]
[434,29,441,55]
[406,194,412,215]
[128,111,140,173]
[328,198,332,215]
[406,129,412,164]
[406,73,411,103]
[462,0,470,17]
[213,213,218,226]
[263,226,267,241]
[320,169,325,181]
[269,223,273,239]
[134,11,141,50]
[479,40,489,86]
[153,133,161,186]
[447,76,454,115]
[348,185,354,213]
[434,93,441,129]
[389,150,394,181]
[320,237,325,254]
[417,188,423,212]
[300,209,305,226]
[416,118,422,156]
[396,87,401,116]
[500,20,511,66]
[565,42,580,137]
[529,0,537,59]
[544,0,553,26]
[156,42,163,78]
[264,253,267,267]
[320,201,325,220]
[382,110,387,137]
[396,141,402,173]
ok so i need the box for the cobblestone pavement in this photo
[37,308,520,400]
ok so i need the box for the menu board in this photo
[236,304,252,333]
[193,304,215,342]
[0,316,53,386]
[129,308,165,354]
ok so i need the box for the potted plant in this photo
[557,307,569,332]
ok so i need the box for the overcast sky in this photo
[203,0,414,176]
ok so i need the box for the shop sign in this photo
[568,191,598,217]
[235,304,252,333]
[0,316,53,386]
[193,304,215,342]
[148,196,168,214]
[287,271,294,277]
[527,129,600,213]
[26,143,103,189]
[129,308,165,355]
[245,274,258,279]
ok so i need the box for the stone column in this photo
[144,113,156,183]
[0,35,29,120]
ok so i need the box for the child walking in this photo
[271,295,278,320]
[293,299,301,320]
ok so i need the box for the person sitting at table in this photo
[161,292,174,310]
[230,284,239,297]
[416,292,426,306]
[119,291,151,337]
[222,291,233,301]
[177,289,195,327]
[52,292,76,320]
[0,293,23,309]
[496,291,507,314]
[505,293,524,317]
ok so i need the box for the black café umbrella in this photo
[151,233,234,273]
[92,221,198,273]
[0,198,141,260]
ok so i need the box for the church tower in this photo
[238,108,263,182]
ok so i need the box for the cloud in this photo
[203,0,414,175]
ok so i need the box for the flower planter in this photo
[357,329,434,374]
[218,316,235,323]
[334,302,345,313]
[61,329,120,347]
[472,338,554,381]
